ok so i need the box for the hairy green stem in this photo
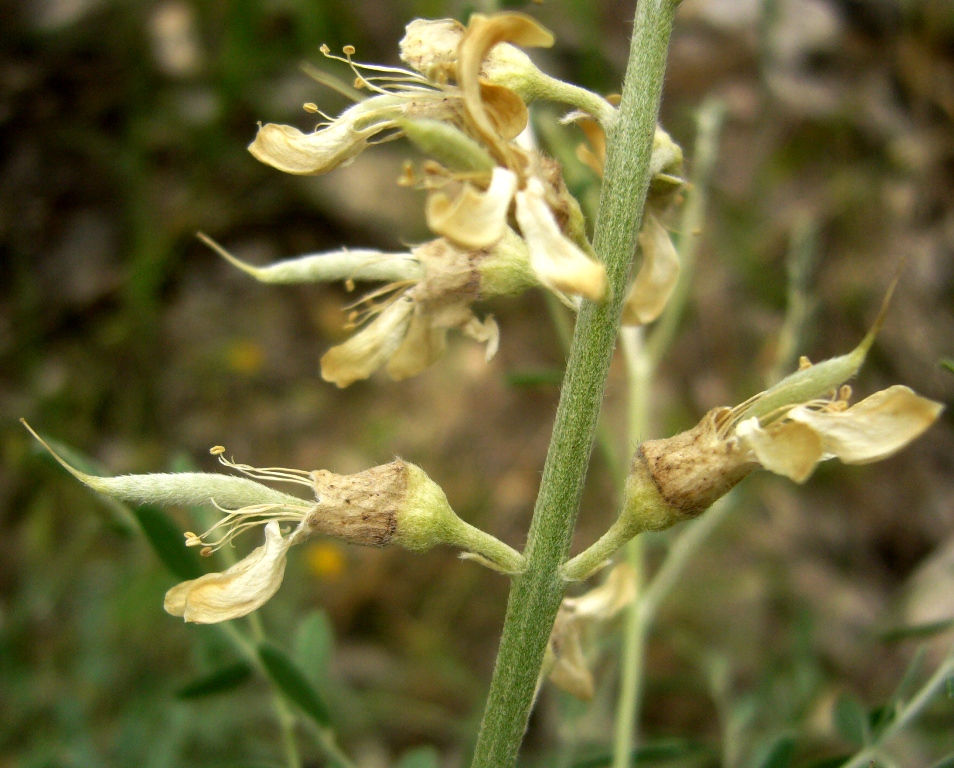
[469,3,678,766]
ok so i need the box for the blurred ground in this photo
[1,0,953,766]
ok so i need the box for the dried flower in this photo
[560,313,944,581]
[23,424,524,622]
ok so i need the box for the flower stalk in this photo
[469,1,680,765]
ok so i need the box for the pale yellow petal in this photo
[321,295,415,388]
[621,215,680,326]
[736,417,824,483]
[426,167,517,248]
[547,620,594,701]
[248,97,400,176]
[788,385,943,465]
[514,177,607,302]
[564,563,637,620]
[386,308,448,381]
[461,313,500,361]
[458,13,554,148]
[164,521,291,624]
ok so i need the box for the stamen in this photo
[212,449,315,488]
[188,498,311,552]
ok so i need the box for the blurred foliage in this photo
[2,0,953,766]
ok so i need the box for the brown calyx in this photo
[306,461,410,547]
[637,409,756,518]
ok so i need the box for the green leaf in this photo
[750,734,795,768]
[928,754,954,768]
[134,505,204,581]
[878,618,954,643]
[294,610,335,688]
[833,694,869,746]
[175,661,253,699]
[396,746,440,768]
[258,641,331,727]
[939,359,954,375]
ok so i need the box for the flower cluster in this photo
[228,12,683,386]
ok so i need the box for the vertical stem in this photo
[470,3,678,766]
[612,328,653,768]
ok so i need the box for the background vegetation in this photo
[2,0,952,765]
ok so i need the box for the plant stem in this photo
[612,327,652,768]
[840,643,954,768]
[469,2,678,765]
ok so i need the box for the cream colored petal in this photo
[564,563,637,620]
[547,620,595,701]
[621,215,680,326]
[426,167,517,249]
[788,385,944,465]
[163,521,291,624]
[386,307,448,381]
[514,177,607,302]
[458,13,554,149]
[248,97,400,176]
[321,295,415,388]
[461,313,500,361]
[736,416,824,483]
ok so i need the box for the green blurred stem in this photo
[840,643,954,768]
[217,619,355,768]
[469,2,678,766]
[612,328,652,768]
[611,101,726,768]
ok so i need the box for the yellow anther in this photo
[303,102,319,113]
[798,356,812,370]
[342,44,356,55]
[210,446,226,455]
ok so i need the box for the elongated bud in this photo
[21,420,303,509]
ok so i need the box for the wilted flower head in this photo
[23,423,524,622]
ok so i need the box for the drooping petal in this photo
[248,96,401,176]
[736,417,824,483]
[565,563,637,620]
[514,177,607,303]
[321,295,415,387]
[426,167,517,248]
[787,385,943,465]
[386,307,448,381]
[547,620,594,701]
[458,13,554,150]
[621,214,680,326]
[460,312,500,361]
[164,521,292,624]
